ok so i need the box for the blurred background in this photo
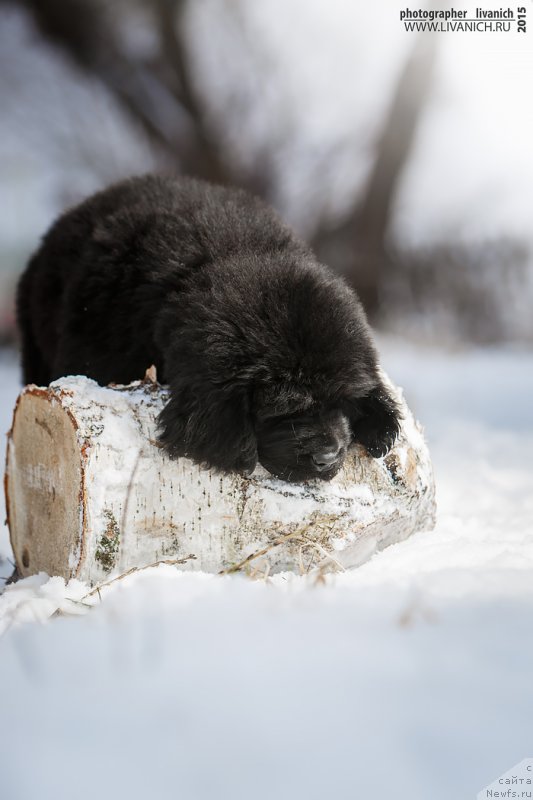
[1,0,533,349]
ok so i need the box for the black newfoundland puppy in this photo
[17,175,400,482]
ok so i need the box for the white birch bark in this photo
[5,372,435,585]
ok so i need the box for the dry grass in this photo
[82,554,197,601]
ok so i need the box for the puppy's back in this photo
[16,175,300,385]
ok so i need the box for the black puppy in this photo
[17,175,400,482]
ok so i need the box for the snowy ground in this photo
[1,339,532,800]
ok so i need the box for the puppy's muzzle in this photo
[311,447,341,471]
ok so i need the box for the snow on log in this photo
[5,373,435,585]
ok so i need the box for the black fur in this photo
[16,175,400,482]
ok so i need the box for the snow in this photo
[0,573,90,635]
[1,339,533,800]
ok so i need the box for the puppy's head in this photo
[157,253,400,481]
[250,375,352,480]
[255,404,351,482]
[250,361,400,481]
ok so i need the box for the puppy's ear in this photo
[343,383,402,458]
[157,383,258,475]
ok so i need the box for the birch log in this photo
[5,373,435,585]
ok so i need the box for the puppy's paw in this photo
[349,386,401,459]
[354,415,400,458]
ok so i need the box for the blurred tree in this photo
[13,0,274,192]
[313,31,437,315]
[13,0,204,170]
[6,0,437,321]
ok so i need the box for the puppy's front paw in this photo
[349,386,401,458]
[354,415,400,458]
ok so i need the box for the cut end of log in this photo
[5,375,436,585]
[6,386,84,579]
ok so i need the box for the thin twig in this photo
[120,448,143,551]
[82,555,196,600]
[300,538,346,573]
[219,528,311,575]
